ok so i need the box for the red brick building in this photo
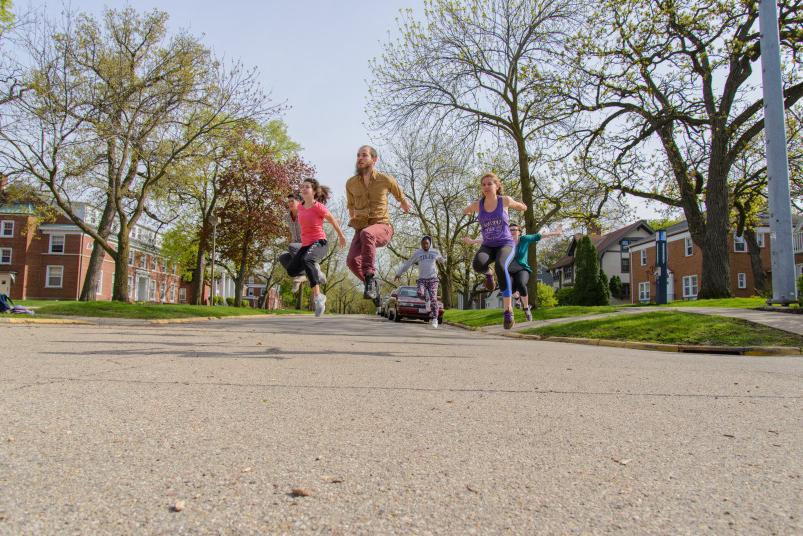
[0,196,181,302]
[628,220,803,303]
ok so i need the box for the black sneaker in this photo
[364,274,377,300]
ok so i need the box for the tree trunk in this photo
[79,243,106,301]
[744,229,767,294]
[79,200,117,301]
[527,243,539,308]
[234,248,248,308]
[111,230,129,302]
[440,264,452,309]
[191,226,210,305]
[697,230,732,299]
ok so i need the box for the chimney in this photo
[0,174,7,193]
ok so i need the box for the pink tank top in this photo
[298,201,330,246]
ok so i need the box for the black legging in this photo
[472,244,514,297]
[285,240,328,287]
[508,261,530,297]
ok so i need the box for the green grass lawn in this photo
[18,300,307,319]
[443,305,620,328]
[522,311,803,347]
[657,297,768,309]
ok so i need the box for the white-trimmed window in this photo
[1,220,14,237]
[640,249,647,266]
[682,275,698,298]
[684,236,693,256]
[737,272,747,289]
[0,247,11,264]
[128,276,134,299]
[160,283,166,301]
[638,281,650,302]
[756,233,765,248]
[734,233,746,252]
[148,279,156,301]
[49,234,65,254]
[45,265,64,288]
[96,271,103,294]
[139,254,148,269]
[128,250,134,266]
[179,287,187,303]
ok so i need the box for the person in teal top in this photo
[508,223,561,321]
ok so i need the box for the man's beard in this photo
[355,162,371,175]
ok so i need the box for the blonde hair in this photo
[480,173,504,198]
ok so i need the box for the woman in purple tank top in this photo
[462,173,527,329]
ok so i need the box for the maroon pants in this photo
[347,223,393,281]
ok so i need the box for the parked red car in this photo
[386,286,444,323]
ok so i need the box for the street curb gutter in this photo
[501,332,801,356]
[449,321,802,356]
[0,317,93,325]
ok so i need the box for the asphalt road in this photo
[1,314,801,535]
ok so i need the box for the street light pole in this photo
[207,214,219,306]
[758,0,797,304]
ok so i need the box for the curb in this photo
[442,321,483,331]
[149,317,214,325]
[445,314,802,357]
[0,317,94,325]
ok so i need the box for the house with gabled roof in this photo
[549,220,655,301]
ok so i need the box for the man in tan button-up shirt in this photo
[346,145,410,303]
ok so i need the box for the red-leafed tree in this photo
[217,142,315,306]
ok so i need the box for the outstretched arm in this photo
[462,200,479,215]
[324,212,347,248]
[461,237,482,245]
[503,196,527,212]
[394,251,419,280]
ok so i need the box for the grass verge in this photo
[26,301,307,319]
[444,305,620,328]
[522,311,803,347]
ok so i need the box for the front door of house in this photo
[137,276,148,301]
[0,273,11,295]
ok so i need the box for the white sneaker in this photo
[291,275,306,293]
[314,294,326,317]
[315,264,327,285]
[431,317,438,328]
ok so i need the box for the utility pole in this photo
[759,0,797,304]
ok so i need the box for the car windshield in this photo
[399,288,418,298]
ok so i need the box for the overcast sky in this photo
[36,0,425,200]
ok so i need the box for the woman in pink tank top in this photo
[284,178,347,317]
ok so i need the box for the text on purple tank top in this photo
[477,196,513,247]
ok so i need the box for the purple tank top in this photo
[477,195,513,247]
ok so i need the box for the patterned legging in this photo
[417,277,440,319]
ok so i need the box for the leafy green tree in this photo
[574,236,608,306]
[0,0,12,25]
[1,7,273,301]
[216,139,314,307]
[561,0,803,298]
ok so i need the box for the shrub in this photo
[597,270,611,305]
[556,286,576,306]
[536,282,557,307]
[609,275,623,299]
[798,274,803,305]
[574,236,609,305]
